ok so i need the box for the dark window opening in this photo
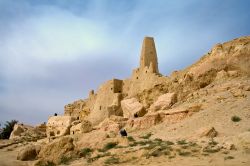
[134,113,138,118]
[100,106,102,110]
[136,77,139,79]
[50,131,55,137]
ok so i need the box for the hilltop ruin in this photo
[63,37,168,127]
[5,36,250,166]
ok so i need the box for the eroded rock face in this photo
[70,120,92,135]
[17,144,41,161]
[97,115,128,133]
[121,98,146,118]
[188,36,250,77]
[87,79,123,126]
[9,124,24,139]
[197,127,218,138]
[9,124,46,141]
[37,137,75,164]
[126,113,162,131]
[149,93,177,112]
[46,116,75,137]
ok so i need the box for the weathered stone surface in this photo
[46,116,75,137]
[121,98,146,118]
[197,127,218,138]
[215,70,228,80]
[17,144,41,161]
[9,124,24,139]
[9,124,46,141]
[63,37,168,124]
[126,113,162,131]
[37,137,75,164]
[237,132,250,148]
[227,70,239,77]
[222,141,236,150]
[70,120,92,135]
[87,80,123,125]
[140,37,159,74]
[149,93,177,112]
[188,36,250,77]
[64,99,92,120]
[96,116,127,133]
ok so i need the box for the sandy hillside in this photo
[0,36,249,166]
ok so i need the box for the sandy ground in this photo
[1,77,250,166]
[0,142,35,166]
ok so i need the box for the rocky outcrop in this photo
[18,36,250,166]
[97,115,128,132]
[37,137,75,164]
[197,127,218,138]
[187,36,250,78]
[17,144,41,161]
[121,98,146,118]
[9,124,46,141]
[149,93,177,112]
[70,120,92,135]
[9,124,24,139]
[64,99,92,120]
[46,116,75,137]
[126,113,162,131]
[87,79,123,126]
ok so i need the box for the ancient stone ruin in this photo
[50,36,169,137]
[5,35,250,166]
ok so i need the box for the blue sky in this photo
[0,0,249,125]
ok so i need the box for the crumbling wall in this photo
[87,79,123,125]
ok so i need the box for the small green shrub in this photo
[231,116,241,122]
[144,143,157,150]
[165,141,174,145]
[131,156,137,160]
[45,161,56,166]
[224,156,234,160]
[191,149,200,153]
[203,147,220,153]
[181,145,189,149]
[80,148,93,157]
[127,136,135,142]
[114,145,126,148]
[164,150,171,155]
[140,133,152,139]
[102,142,117,151]
[150,149,162,157]
[178,151,191,156]
[154,138,162,142]
[202,153,209,156]
[137,140,153,146]
[104,156,120,165]
[222,151,229,154]
[189,142,198,146]
[177,140,187,145]
[60,156,72,164]
[168,155,176,159]
[87,152,111,163]
[208,140,218,146]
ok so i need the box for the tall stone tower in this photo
[139,37,159,73]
